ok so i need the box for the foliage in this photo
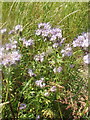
[0,2,89,120]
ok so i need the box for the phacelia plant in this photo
[0,23,89,120]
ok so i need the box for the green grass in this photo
[2,2,88,44]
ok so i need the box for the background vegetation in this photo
[2,2,89,43]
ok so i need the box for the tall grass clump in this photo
[0,2,89,120]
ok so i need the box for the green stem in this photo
[58,102,63,120]
[5,79,9,102]
[4,68,16,120]
[8,93,16,120]
[56,91,63,120]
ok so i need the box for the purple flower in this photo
[70,64,75,68]
[28,69,36,77]
[35,29,42,35]
[61,44,73,57]
[50,86,57,92]
[83,53,90,64]
[38,23,51,30]
[34,52,45,62]
[19,103,26,110]
[36,23,51,37]
[41,30,50,37]
[19,37,26,41]
[5,43,17,50]
[35,78,45,88]
[36,115,40,120]
[53,67,62,73]
[8,30,15,34]
[0,47,4,59]
[1,51,21,66]
[50,28,62,40]
[56,32,62,39]
[44,92,50,96]
[35,23,63,44]
[53,68,57,73]
[23,39,34,47]
[52,43,59,48]
[73,36,84,47]
[57,67,62,72]
[50,35,57,41]
[0,28,7,34]
[15,25,23,32]
[50,28,62,35]
[60,38,65,44]
[82,32,90,48]
[73,32,90,48]
[12,51,21,61]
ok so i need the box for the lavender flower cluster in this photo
[36,23,90,65]
[73,32,90,48]
[72,32,90,64]
[0,24,23,35]
[35,78,46,88]
[1,50,21,66]
[20,38,34,47]
[0,40,21,66]
[0,44,21,66]
[34,52,45,62]
[0,25,23,66]
[35,23,65,48]
[61,44,73,57]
